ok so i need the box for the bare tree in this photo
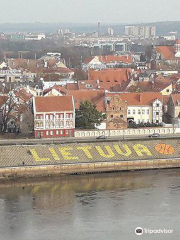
[20,107,34,134]
[1,94,17,133]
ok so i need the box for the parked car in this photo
[96,135,107,140]
[148,133,160,138]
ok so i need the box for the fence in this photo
[75,127,180,138]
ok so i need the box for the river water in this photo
[0,169,180,240]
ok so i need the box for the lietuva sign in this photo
[0,139,179,167]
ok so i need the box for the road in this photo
[0,134,180,146]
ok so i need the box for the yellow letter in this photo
[77,146,93,159]
[58,147,79,160]
[49,148,60,161]
[114,144,132,156]
[30,149,50,161]
[133,144,152,157]
[95,146,115,158]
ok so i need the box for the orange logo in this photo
[155,144,175,155]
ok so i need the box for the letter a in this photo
[133,144,152,157]
[114,144,132,157]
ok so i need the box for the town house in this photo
[120,93,163,125]
[33,95,75,138]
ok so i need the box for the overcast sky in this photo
[0,0,180,24]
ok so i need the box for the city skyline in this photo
[0,0,180,24]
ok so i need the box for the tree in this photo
[1,94,17,133]
[74,68,88,80]
[145,45,153,62]
[75,101,106,129]
[20,107,34,134]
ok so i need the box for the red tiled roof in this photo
[175,39,180,44]
[99,55,132,64]
[43,85,67,95]
[67,90,105,112]
[171,94,180,106]
[14,89,33,102]
[84,55,133,64]
[35,96,74,112]
[83,57,94,64]
[106,92,163,106]
[155,46,178,60]
[66,83,79,90]
[0,96,8,108]
[78,80,99,90]
[88,68,131,84]
[126,81,171,93]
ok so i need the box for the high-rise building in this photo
[150,26,156,38]
[145,26,150,38]
[98,21,101,38]
[108,27,114,36]
[133,26,139,37]
[139,27,145,38]
[124,25,156,38]
[125,26,133,36]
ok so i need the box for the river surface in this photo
[0,169,180,240]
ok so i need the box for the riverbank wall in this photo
[0,138,180,180]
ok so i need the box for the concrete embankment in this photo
[0,139,180,180]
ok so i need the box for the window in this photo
[56,130,59,135]
[156,112,159,115]
[138,110,141,114]
[60,114,63,118]
[111,115,113,119]
[46,115,49,120]
[142,110,145,114]
[138,119,140,123]
[157,104,159,107]
[66,130,69,134]
[147,109,149,114]
[133,110,135,114]
[120,115,123,119]
[156,120,159,124]
[128,110,131,114]
[50,131,53,136]
[41,132,44,136]
[66,121,70,127]
[50,115,53,120]
[166,89,170,93]
[46,131,49,135]
[60,130,63,135]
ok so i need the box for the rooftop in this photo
[34,96,74,112]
